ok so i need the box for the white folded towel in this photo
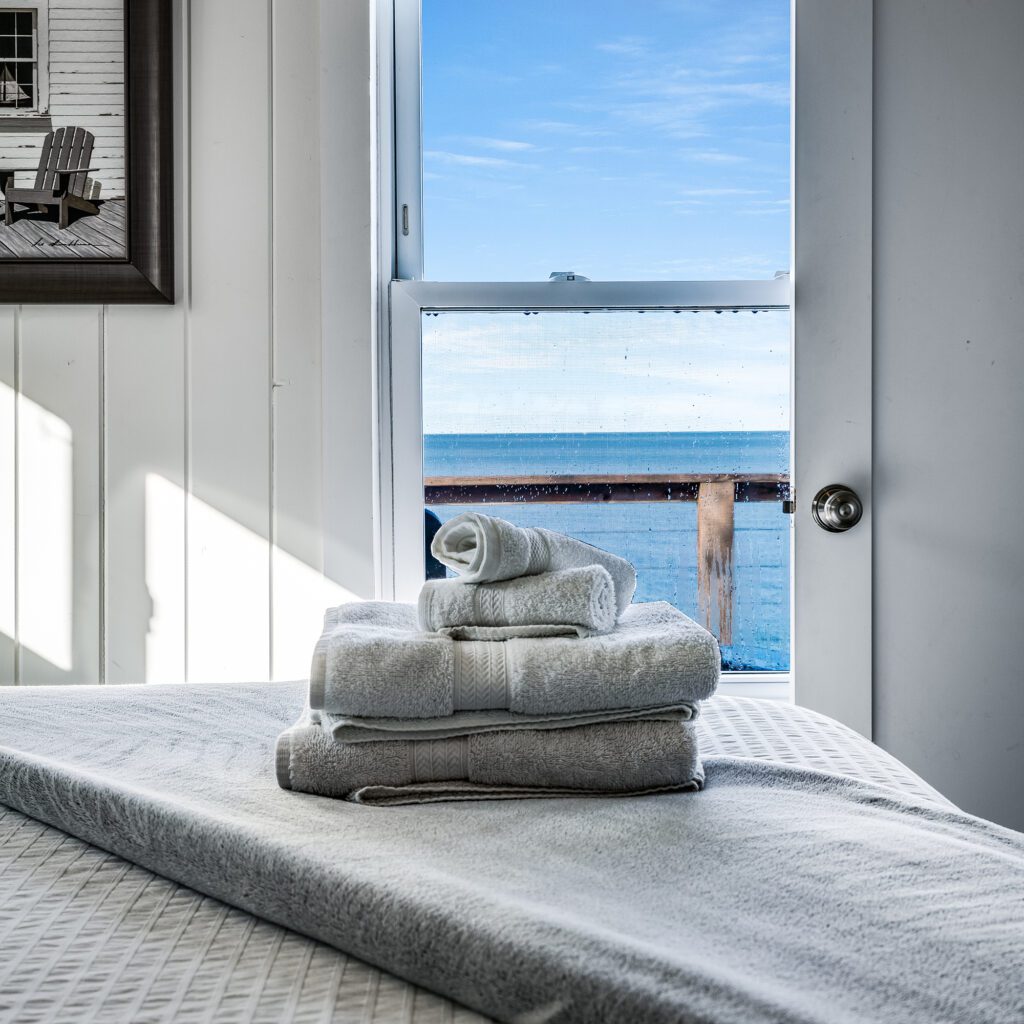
[431,512,637,615]
[309,600,720,719]
[417,565,616,639]
[276,713,704,804]
[319,702,698,743]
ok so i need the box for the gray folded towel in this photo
[309,601,720,718]
[417,565,617,639]
[431,512,637,615]
[276,713,704,803]
[322,703,698,743]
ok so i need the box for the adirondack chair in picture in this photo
[1,127,99,230]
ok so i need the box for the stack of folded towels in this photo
[276,512,721,805]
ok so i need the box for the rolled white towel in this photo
[431,512,637,615]
[418,565,616,639]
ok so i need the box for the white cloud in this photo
[421,310,790,433]
[680,187,770,197]
[462,137,537,152]
[596,37,651,58]
[684,150,748,165]
[425,150,521,169]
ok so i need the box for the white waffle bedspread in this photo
[0,695,952,1024]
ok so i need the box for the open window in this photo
[381,0,792,679]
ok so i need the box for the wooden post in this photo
[697,481,735,646]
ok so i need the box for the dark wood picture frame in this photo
[0,0,173,304]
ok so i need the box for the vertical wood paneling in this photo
[104,306,186,683]
[1,1,375,687]
[270,0,343,679]
[17,307,102,684]
[321,0,377,603]
[101,0,189,685]
[186,0,272,682]
[0,310,15,684]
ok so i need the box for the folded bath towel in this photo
[322,703,698,743]
[310,601,720,718]
[417,565,617,639]
[431,512,637,615]
[276,712,704,804]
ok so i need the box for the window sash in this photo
[380,3,794,685]
[0,3,46,114]
[383,277,791,588]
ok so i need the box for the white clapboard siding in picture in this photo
[0,3,125,200]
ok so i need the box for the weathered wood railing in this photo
[424,474,790,646]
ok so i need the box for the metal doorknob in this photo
[811,484,863,533]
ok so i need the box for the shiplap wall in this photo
[0,0,126,201]
[0,0,377,687]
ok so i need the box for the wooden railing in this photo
[424,473,790,646]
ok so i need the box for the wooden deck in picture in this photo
[0,198,126,260]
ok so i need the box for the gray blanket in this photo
[0,681,1022,1024]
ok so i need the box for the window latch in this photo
[548,271,590,282]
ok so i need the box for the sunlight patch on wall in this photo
[272,546,357,680]
[147,475,358,684]
[18,388,73,671]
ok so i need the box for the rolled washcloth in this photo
[309,600,720,718]
[431,512,637,615]
[276,711,704,804]
[417,565,617,640]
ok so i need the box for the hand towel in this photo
[417,564,616,639]
[309,600,720,718]
[276,713,704,803]
[431,512,637,614]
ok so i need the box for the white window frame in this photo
[377,0,792,685]
[0,2,48,117]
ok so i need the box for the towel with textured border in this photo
[430,511,637,614]
[276,712,703,803]
[417,564,617,639]
[309,600,720,718]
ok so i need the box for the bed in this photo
[0,686,1016,1024]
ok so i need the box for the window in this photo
[0,3,47,114]
[384,0,792,676]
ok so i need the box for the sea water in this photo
[424,431,790,671]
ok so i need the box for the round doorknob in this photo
[811,484,863,533]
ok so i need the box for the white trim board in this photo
[791,0,873,737]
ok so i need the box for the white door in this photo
[380,0,873,735]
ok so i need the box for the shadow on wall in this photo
[1,381,358,686]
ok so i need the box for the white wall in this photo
[873,0,1024,830]
[0,0,376,688]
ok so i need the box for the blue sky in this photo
[422,0,791,282]
[420,1,791,434]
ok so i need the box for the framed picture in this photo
[0,0,172,303]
